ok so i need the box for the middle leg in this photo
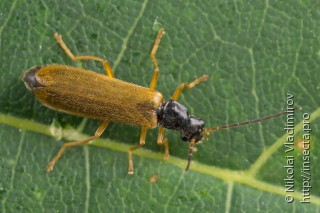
[128,127,148,174]
[149,28,165,90]
[157,127,169,160]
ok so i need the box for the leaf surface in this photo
[1,1,319,212]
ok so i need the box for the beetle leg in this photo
[46,119,110,172]
[157,127,165,144]
[54,33,115,78]
[149,28,165,90]
[128,127,148,174]
[162,138,169,160]
[140,127,147,145]
[171,75,208,101]
[157,127,169,160]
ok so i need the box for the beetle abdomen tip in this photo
[22,66,44,91]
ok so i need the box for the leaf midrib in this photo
[1,112,319,205]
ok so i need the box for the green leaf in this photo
[1,0,319,212]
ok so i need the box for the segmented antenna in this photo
[185,140,195,171]
[185,107,302,171]
[202,107,302,135]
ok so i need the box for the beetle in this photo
[22,28,292,174]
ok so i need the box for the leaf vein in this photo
[112,0,149,72]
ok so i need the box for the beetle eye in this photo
[180,130,190,141]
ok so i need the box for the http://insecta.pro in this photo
[22,28,293,174]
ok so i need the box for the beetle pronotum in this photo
[23,28,294,174]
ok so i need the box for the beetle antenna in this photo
[202,107,302,136]
[185,140,195,171]
[185,107,301,171]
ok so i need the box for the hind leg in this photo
[47,119,110,172]
[54,33,114,78]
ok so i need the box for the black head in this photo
[157,100,205,143]
[180,115,205,142]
